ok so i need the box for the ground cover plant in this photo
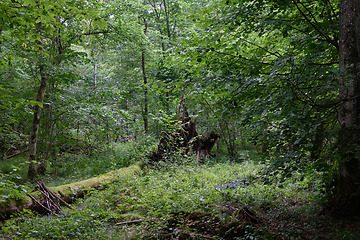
[0,136,154,219]
[1,135,154,186]
[2,147,360,239]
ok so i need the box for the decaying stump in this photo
[148,97,219,162]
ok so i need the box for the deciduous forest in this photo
[1,0,360,239]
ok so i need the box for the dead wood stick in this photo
[44,186,75,210]
[115,219,146,226]
[38,182,75,210]
[37,188,62,213]
[26,193,60,217]
[5,149,29,159]
[37,182,55,211]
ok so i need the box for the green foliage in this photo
[164,0,341,196]
[0,0,355,238]
[45,135,156,186]
[3,211,104,239]
[0,179,27,202]
[150,109,178,133]
[0,162,30,202]
[334,230,360,240]
[1,153,332,239]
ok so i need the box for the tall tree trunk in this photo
[335,0,360,214]
[310,122,324,161]
[28,23,49,179]
[94,49,98,97]
[163,0,171,41]
[28,65,49,179]
[142,17,149,133]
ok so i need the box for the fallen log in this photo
[115,219,147,226]
[0,164,141,220]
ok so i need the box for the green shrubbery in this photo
[2,138,359,239]
[1,148,329,239]
[0,135,156,188]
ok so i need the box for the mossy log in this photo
[0,164,141,220]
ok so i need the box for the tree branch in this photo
[230,33,282,58]
[214,50,272,65]
[293,0,338,49]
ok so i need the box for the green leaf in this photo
[28,100,44,108]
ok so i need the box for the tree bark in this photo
[335,0,360,214]
[28,64,49,179]
[28,23,49,179]
[310,123,324,161]
[94,62,98,95]
[142,17,149,133]
[163,0,171,41]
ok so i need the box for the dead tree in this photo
[148,98,219,162]
[193,131,220,161]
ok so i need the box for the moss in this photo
[0,199,16,210]
[49,164,141,196]
[1,164,141,219]
[119,213,144,221]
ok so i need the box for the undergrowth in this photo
[1,150,343,240]
[0,135,156,189]
[45,134,156,186]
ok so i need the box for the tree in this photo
[141,16,149,133]
[335,0,360,214]
[173,0,339,159]
[0,0,104,178]
[28,24,48,178]
[173,0,360,213]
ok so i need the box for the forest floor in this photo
[1,143,360,239]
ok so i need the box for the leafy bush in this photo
[0,163,30,202]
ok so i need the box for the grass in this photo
[1,141,360,239]
[46,135,156,186]
[0,135,155,186]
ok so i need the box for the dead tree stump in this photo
[193,131,220,161]
[148,98,219,162]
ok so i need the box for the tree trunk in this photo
[310,123,324,161]
[28,64,49,179]
[142,17,149,133]
[28,22,49,179]
[335,0,360,214]
[163,0,171,41]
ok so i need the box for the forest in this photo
[1,0,360,239]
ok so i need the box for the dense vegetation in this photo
[1,0,360,239]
